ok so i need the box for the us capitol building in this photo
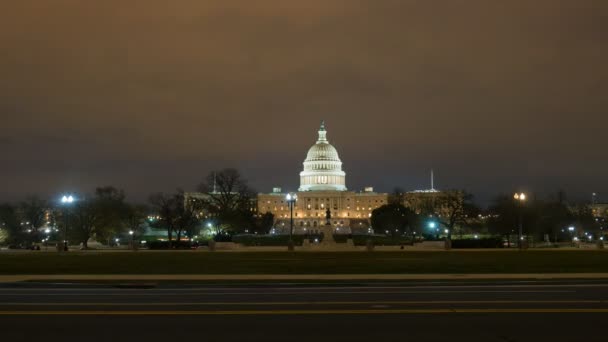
[258,121,388,235]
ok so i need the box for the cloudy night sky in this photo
[1,1,607,205]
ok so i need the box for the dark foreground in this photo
[1,279,608,341]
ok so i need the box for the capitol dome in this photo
[299,121,347,191]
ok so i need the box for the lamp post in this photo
[129,230,134,250]
[428,221,439,240]
[513,192,526,250]
[60,195,74,252]
[44,228,51,251]
[286,193,297,251]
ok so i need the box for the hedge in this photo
[146,240,200,249]
[451,238,504,249]
[232,234,413,247]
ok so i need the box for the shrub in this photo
[352,235,413,246]
[146,240,198,249]
[451,238,503,249]
[232,235,310,246]
[213,232,233,242]
[230,234,414,247]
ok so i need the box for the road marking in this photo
[0,290,574,296]
[0,300,603,306]
[1,283,607,291]
[1,308,608,315]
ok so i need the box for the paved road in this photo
[1,280,608,341]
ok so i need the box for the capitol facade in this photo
[257,121,388,235]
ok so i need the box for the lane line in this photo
[0,290,575,296]
[1,308,608,315]
[0,300,604,306]
[3,273,608,283]
[1,283,607,291]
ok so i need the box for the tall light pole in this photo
[513,192,526,250]
[129,230,134,250]
[428,221,439,240]
[286,193,297,251]
[60,195,74,252]
[44,228,51,251]
[568,226,576,246]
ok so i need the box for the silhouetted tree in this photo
[197,168,256,233]
[256,212,275,234]
[19,196,48,243]
[123,204,149,248]
[420,190,476,249]
[149,190,199,247]
[149,192,179,248]
[388,187,405,205]
[371,203,418,237]
[0,203,22,245]
[69,186,127,249]
[487,194,541,246]
[92,187,128,245]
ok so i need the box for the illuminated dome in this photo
[299,121,347,191]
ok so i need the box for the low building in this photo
[591,203,608,218]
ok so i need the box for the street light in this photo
[427,221,439,239]
[60,194,75,252]
[514,192,526,250]
[129,230,135,250]
[286,193,297,251]
[513,193,526,201]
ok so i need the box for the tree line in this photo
[0,168,603,249]
[371,189,603,249]
[0,169,273,249]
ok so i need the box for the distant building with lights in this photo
[591,203,608,218]
[184,121,450,235]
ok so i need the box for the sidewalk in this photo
[3,273,608,283]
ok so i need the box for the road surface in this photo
[1,279,607,341]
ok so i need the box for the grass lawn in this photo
[1,250,608,275]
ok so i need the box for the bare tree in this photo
[124,204,148,249]
[149,190,199,247]
[20,196,48,242]
[0,203,22,245]
[197,168,256,233]
[421,190,476,249]
[69,187,127,249]
[70,199,99,249]
[149,192,179,248]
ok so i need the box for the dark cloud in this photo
[0,0,607,204]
